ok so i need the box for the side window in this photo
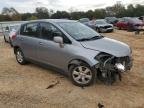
[20,23,39,37]
[40,23,71,43]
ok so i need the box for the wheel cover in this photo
[72,66,92,84]
[16,51,23,63]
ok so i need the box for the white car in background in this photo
[3,25,20,46]
[95,19,114,33]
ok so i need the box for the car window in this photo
[40,23,71,44]
[58,22,101,41]
[20,23,39,37]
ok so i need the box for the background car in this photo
[115,17,129,30]
[9,26,20,47]
[105,17,118,25]
[95,19,113,33]
[3,24,20,46]
[79,18,96,29]
[115,17,144,31]
[79,18,90,25]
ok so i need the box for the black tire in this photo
[69,62,96,87]
[15,48,27,65]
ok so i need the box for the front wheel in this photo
[69,63,96,87]
[15,48,27,65]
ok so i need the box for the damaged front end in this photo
[95,52,133,84]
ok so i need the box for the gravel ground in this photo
[0,30,144,108]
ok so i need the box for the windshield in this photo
[58,22,101,41]
[96,20,107,24]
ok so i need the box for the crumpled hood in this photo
[80,37,131,57]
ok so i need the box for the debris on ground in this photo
[98,103,104,108]
[46,80,60,89]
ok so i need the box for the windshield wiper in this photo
[77,38,92,41]
[89,35,104,40]
[77,35,104,41]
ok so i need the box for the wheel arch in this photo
[68,58,97,70]
[14,46,20,54]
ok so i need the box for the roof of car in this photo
[26,19,77,23]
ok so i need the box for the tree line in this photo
[0,2,144,21]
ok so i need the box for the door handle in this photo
[39,42,43,45]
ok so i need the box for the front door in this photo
[37,22,72,70]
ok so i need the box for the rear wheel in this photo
[69,63,96,87]
[15,48,27,65]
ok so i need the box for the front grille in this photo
[104,26,112,29]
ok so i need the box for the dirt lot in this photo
[0,30,144,108]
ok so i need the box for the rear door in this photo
[19,22,40,60]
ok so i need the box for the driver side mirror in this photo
[53,36,64,48]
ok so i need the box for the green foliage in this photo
[0,15,11,21]
[94,9,106,19]
[21,13,33,21]
[1,7,21,21]
[51,11,70,19]
[27,16,38,20]
[2,7,19,16]
[35,7,49,19]
[70,12,86,20]
[0,3,144,21]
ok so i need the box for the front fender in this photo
[68,55,99,69]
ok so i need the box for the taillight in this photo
[11,34,16,40]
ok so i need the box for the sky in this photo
[0,0,144,13]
